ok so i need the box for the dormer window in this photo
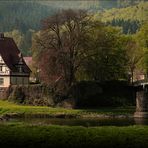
[0,56,3,63]
[0,78,4,85]
[0,66,2,72]
[19,66,23,73]
[16,65,23,73]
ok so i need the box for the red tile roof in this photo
[0,36,31,73]
[23,57,32,66]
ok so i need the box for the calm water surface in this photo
[6,117,148,127]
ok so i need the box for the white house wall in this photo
[0,76,10,87]
[0,55,10,75]
[0,54,30,87]
[0,55,11,87]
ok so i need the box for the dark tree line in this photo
[0,1,56,33]
[106,19,141,34]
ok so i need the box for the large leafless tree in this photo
[33,9,92,93]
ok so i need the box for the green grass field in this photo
[0,100,135,118]
[0,123,148,148]
[0,100,147,148]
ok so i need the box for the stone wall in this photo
[0,81,136,109]
[134,85,148,118]
[3,85,54,106]
[136,87,148,112]
[0,87,9,99]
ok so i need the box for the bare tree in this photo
[33,9,91,93]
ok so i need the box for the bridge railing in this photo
[133,79,148,86]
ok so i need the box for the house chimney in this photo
[0,33,4,39]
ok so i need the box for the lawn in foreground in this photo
[0,123,148,148]
[0,100,145,148]
[0,100,135,117]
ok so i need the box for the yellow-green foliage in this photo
[0,100,134,117]
[0,100,81,115]
[93,2,148,22]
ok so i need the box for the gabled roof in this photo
[23,57,32,66]
[0,36,31,73]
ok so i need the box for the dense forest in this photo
[0,1,55,32]
[94,1,148,34]
[0,0,147,55]
[98,1,148,22]
[0,1,56,55]
[2,0,144,33]
[39,0,147,10]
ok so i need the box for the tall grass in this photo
[0,124,148,148]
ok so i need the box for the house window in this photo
[19,66,23,73]
[0,66,2,72]
[18,65,23,73]
[0,78,4,85]
[0,57,3,63]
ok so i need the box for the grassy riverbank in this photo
[0,100,135,118]
[0,100,146,148]
[0,123,148,148]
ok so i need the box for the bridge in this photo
[134,80,148,87]
[134,80,148,118]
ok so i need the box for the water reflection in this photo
[2,117,142,126]
[2,117,148,127]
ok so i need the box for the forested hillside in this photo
[39,0,147,10]
[0,1,56,55]
[93,1,148,34]
[1,0,146,33]
[98,2,148,22]
[0,0,147,55]
[0,1,55,32]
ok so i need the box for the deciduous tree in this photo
[32,10,92,94]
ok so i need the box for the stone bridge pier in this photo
[134,83,148,118]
